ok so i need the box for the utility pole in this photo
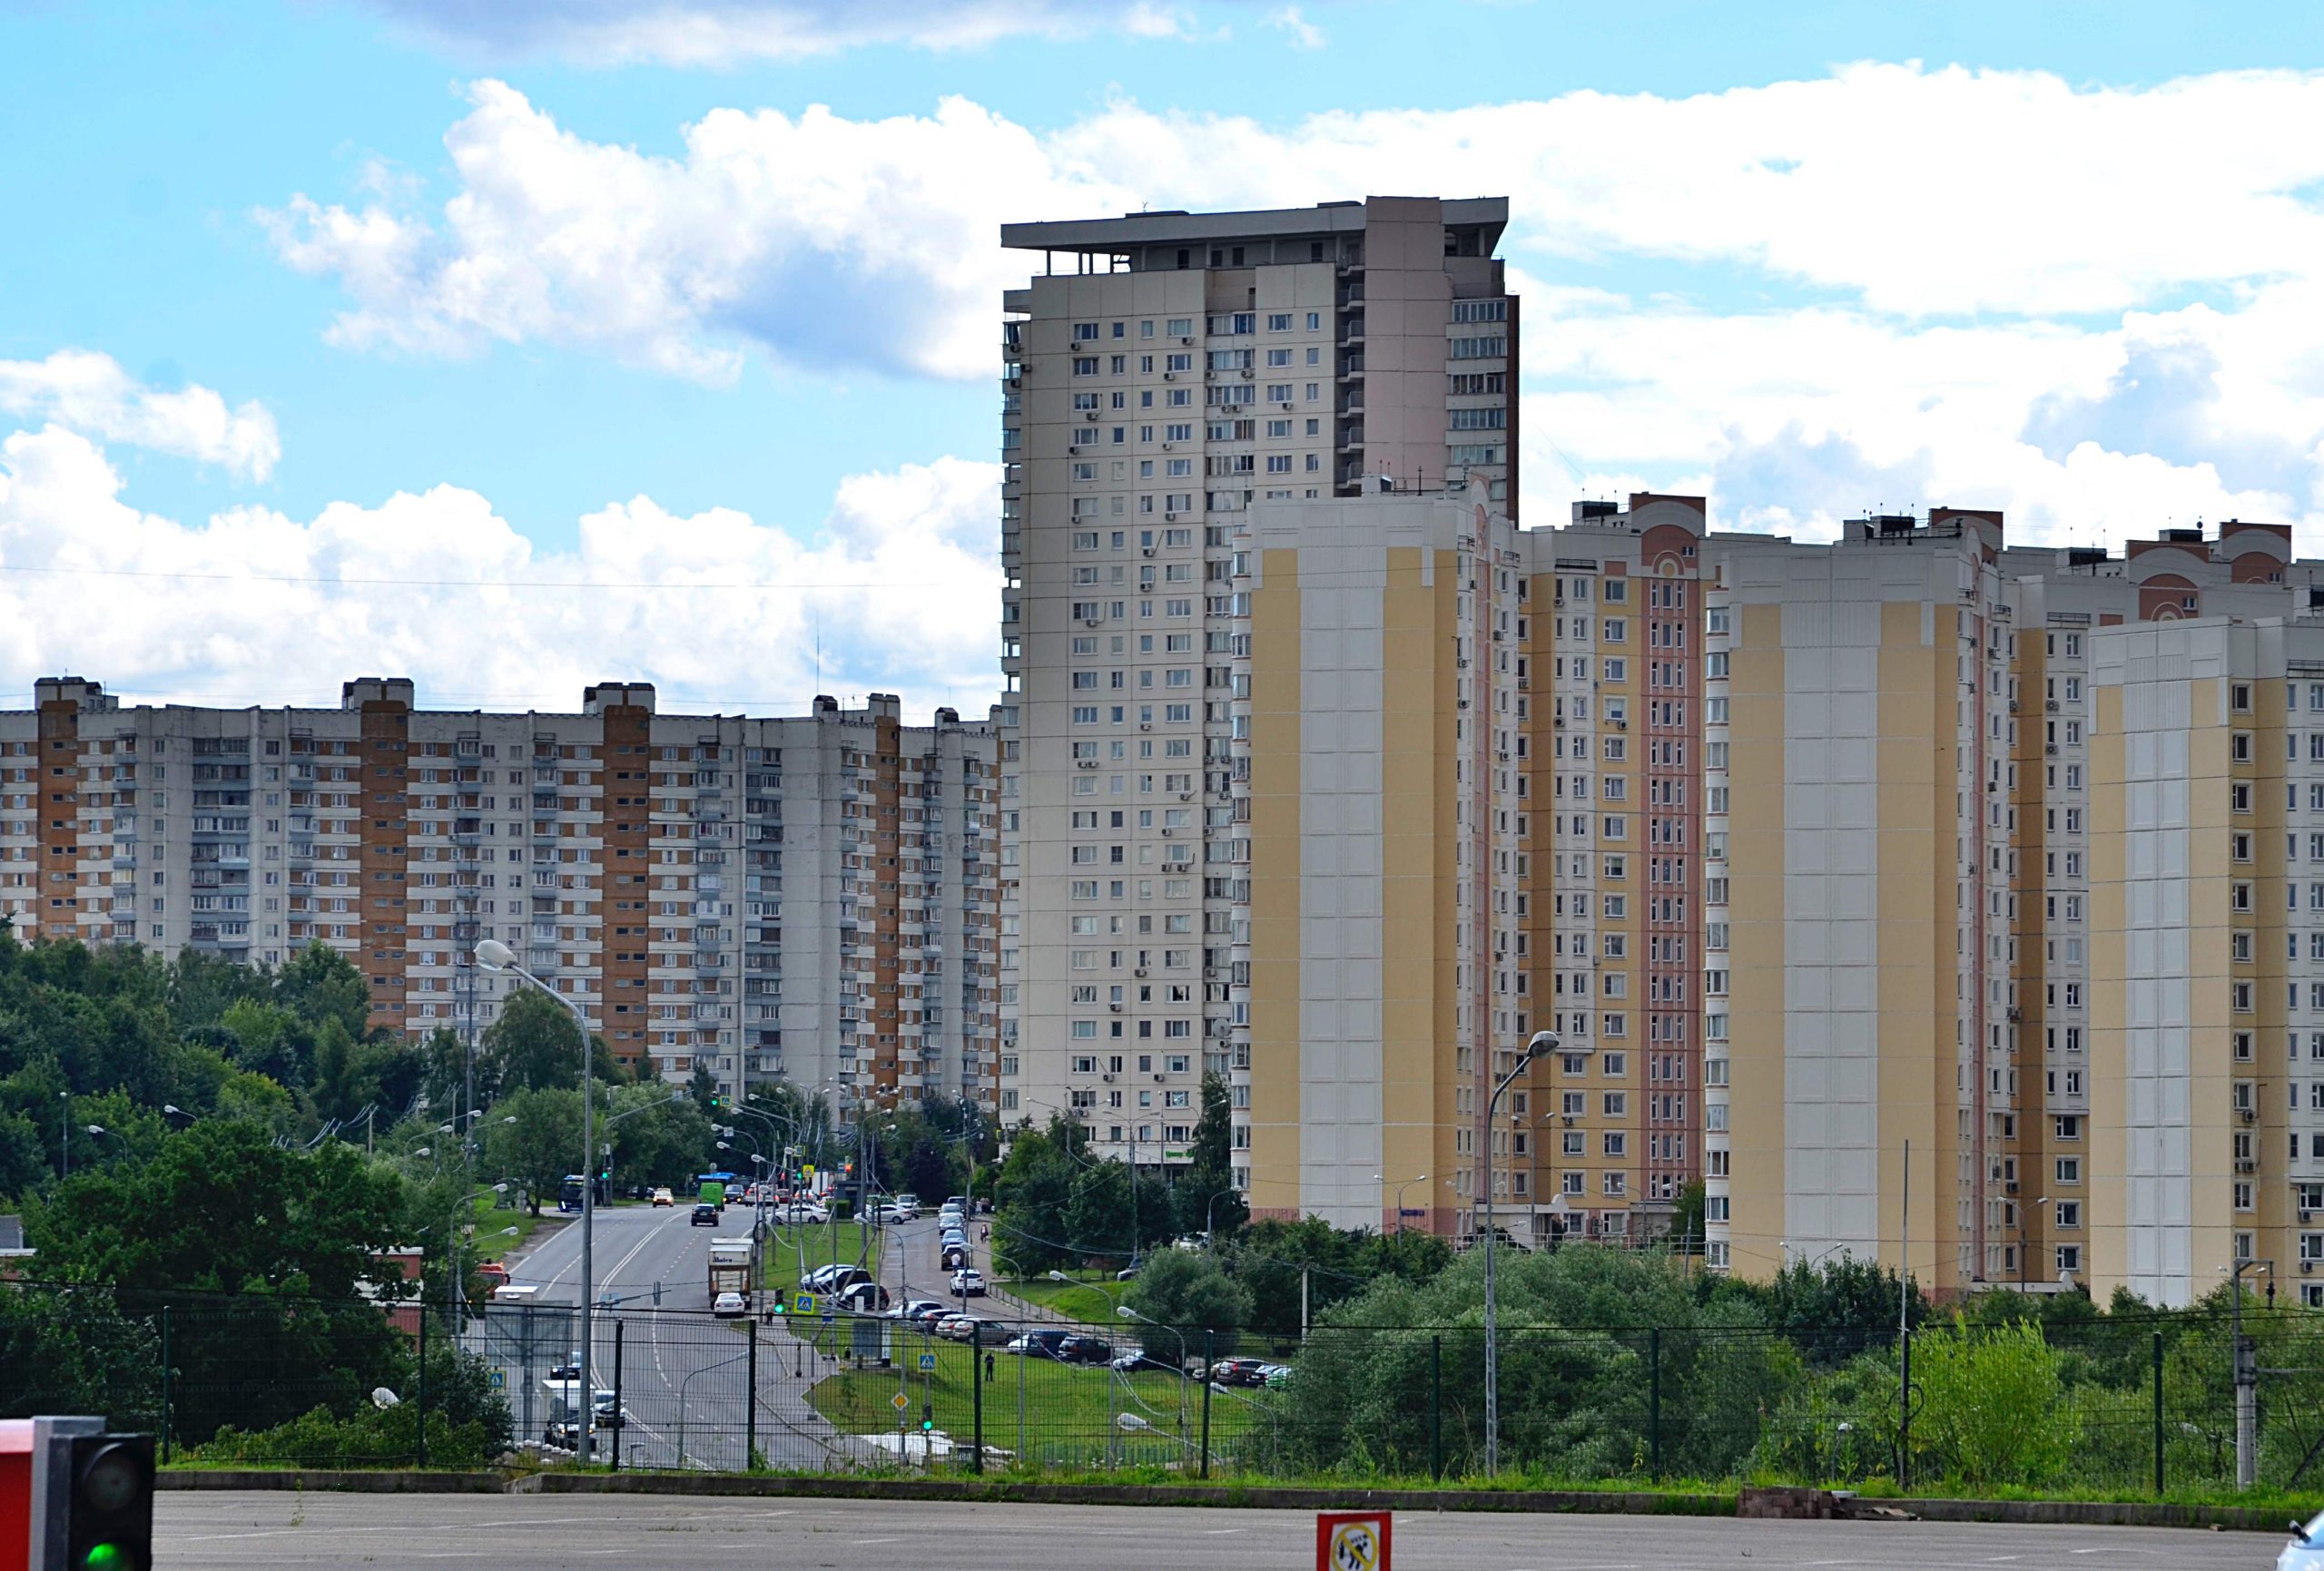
[2231,1257,2271,1489]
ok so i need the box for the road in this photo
[487,1202,864,1471]
[157,1493,2277,1569]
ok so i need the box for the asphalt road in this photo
[156,1493,2280,1570]
[489,1203,862,1470]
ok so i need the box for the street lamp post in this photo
[475,936,601,1465]
[58,1092,68,1182]
[1391,1174,1428,1237]
[1483,1029,1557,1477]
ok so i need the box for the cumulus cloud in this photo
[362,0,1232,64]
[0,424,1000,718]
[0,351,280,482]
[259,64,2324,548]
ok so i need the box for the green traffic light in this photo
[82,1545,134,1570]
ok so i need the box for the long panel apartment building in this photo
[0,677,1001,1109]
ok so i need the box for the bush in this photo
[191,1401,503,1469]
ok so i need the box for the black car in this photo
[690,1203,719,1226]
[1058,1334,1114,1365]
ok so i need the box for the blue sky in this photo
[5,0,2324,714]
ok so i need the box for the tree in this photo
[481,1086,583,1214]
[310,1016,365,1124]
[272,943,370,1043]
[1125,1248,1253,1360]
[480,989,584,1097]
[31,1119,405,1301]
[1175,1073,1247,1240]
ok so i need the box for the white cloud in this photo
[1267,5,1324,48]
[260,83,1137,382]
[0,424,1000,718]
[260,64,2324,549]
[0,351,280,482]
[362,0,1228,64]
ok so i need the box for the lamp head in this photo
[1523,1030,1561,1059]
[473,938,517,971]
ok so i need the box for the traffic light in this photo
[62,1432,153,1571]
[709,1095,724,1109]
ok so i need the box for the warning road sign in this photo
[1315,1512,1391,1571]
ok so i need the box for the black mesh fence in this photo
[14,1277,2324,1492]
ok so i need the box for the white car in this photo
[2282,1512,2324,1570]
[879,1203,913,1224]
[713,1291,747,1318]
[950,1268,986,1296]
[783,1203,831,1224]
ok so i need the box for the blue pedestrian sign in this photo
[793,1291,817,1315]
[918,1352,937,1371]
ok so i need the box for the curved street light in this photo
[476,935,604,1465]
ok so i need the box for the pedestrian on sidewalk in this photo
[984,1350,996,1383]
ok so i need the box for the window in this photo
[2054,1156,2081,1184]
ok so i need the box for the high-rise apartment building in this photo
[4,678,1001,1109]
[997,197,1516,1170]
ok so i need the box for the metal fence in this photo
[11,1278,2324,1493]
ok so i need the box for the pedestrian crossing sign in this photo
[794,1291,816,1315]
[919,1352,936,1371]
[487,1367,507,1390]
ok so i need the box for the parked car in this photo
[1057,1335,1114,1365]
[878,1203,913,1224]
[803,1264,872,1294]
[690,1203,719,1227]
[891,1299,946,1322]
[650,1187,675,1207]
[1109,1350,1179,1375]
[1004,1329,1074,1360]
[950,1268,986,1296]
[936,1314,1013,1342]
[1209,1358,1269,1388]
[1259,1364,1293,1389]
[835,1280,891,1313]
[713,1291,747,1319]
[783,1202,831,1224]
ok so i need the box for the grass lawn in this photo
[469,1192,537,1256]
[805,1330,1260,1470]
[1000,1272,1127,1326]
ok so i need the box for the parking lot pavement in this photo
[157,1491,2274,1570]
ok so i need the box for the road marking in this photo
[850,1537,903,1545]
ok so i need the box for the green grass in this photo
[470,1193,537,1256]
[1001,1272,1127,1325]
[805,1330,1254,1469]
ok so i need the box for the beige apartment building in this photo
[995,197,1516,1175]
[3,677,1000,1110]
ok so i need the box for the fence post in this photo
[1649,1328,1662,1478]
[1199,1330,1213,1480]
[1896,1326,1910,1493]
[2152,1329,2165,1498]
[1429,1334,1442,1480]
[159,1305,172,1467]
[745,1318,759,1470]
[611,1320,625,1472]
[416,1302,428,1470]
[970,1321,984,1475]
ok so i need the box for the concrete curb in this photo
[506,1474,1728,1514]
[153,1468,2286,1532]
[159,1470,506,1493]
